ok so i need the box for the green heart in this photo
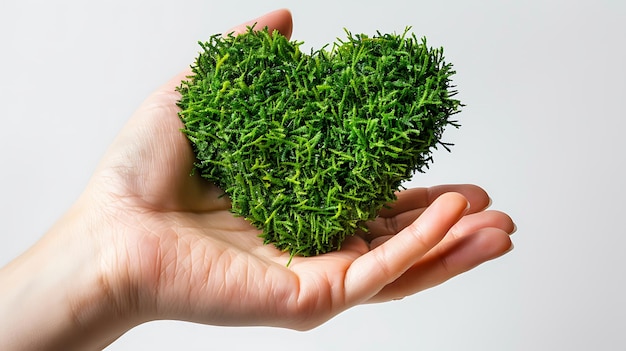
[177,27,461,257]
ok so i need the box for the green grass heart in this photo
[177,26,461,257]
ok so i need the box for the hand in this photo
[0,9,515,350]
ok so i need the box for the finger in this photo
[369,209,515,249]
[344,192,469,304]
[365,184,492,239]
[368,228,513,303]
[448,210,516,240]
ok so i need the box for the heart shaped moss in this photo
[177,26,461,257]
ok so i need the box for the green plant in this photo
[177,26,461,258]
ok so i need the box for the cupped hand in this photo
[51,8,514,345]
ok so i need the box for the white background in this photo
[1,0,625,350]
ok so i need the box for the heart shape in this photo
[177,27,461,257]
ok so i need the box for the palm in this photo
[87,76,357,327]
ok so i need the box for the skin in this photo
[0,9,515,350]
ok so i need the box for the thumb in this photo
[90,9,295,211]
[226,8,293,39]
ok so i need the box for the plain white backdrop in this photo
[1,0,625,350]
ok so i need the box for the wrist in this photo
[0,199,141,350]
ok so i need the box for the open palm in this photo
[81,9,514,331]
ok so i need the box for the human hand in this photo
[0,9,515,350]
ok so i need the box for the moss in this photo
[177,26,461,257]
